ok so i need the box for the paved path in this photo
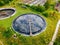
[36,0,46,6]
[29,0,46,6]
[48,20,60,45]
[0,40,4,45]
[30,0,39,5]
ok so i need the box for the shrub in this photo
[42,12,49,17]
[44,1,50,9]
[44,0,56,10]
[29,5,46,12]
[0,0,13,6]
[2,27,13,38]
[0,1,4,6]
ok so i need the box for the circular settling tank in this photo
[0,8,15,20]
[12,14,46,36]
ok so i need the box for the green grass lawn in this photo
[0,0,60,45]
